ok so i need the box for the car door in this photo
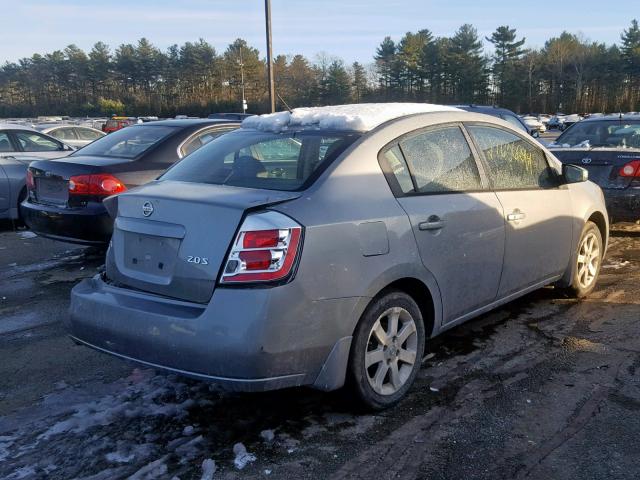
[11,130,69,159]
[465,124,573,297]
[380,124,506,324]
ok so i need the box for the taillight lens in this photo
[619,160,640,177]
[221,211,303,284]
[26,170,35,190]
[68,174,127,196]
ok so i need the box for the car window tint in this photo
[399,126,482,193]
[76,128,102,141]
[0,132,13,152]
[74,125,176,159]
[381,145,414,194]
[467,125,556,189]
[14,131,61,152]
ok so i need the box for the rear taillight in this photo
[619,160,640,177]
[221,211,303,284]
[68,174,127,196]
[26,170,35,190]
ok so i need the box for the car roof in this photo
[454,105,518,115]
[136,118,239,128]
[0,123,37,132]
[580,114,640,123]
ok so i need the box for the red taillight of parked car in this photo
[619,160,640,178]
[26,170,35,190]
[221,213,302,284]
[68,174,127,196]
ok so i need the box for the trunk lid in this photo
[28,156,132,207]
[550,148,640,189]
[104,180,301,303]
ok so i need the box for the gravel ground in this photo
[0,219,639,480]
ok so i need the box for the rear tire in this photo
[347,290,425,410]
[564,221,603,298]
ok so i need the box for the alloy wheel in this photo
[365,307,418,396]
[577,231,600,289]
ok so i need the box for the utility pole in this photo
[265,0,275,112]
[239,47,247,113]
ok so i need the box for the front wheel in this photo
[565,221,603,298]
[347,291,425,410]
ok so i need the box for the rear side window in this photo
[399,126,482,193]
[0,132,13,152]
[76,128,103,141]
[381,145,414,194]
[180,127,234,157]
[162,129,360,191]
[467,125,556,189]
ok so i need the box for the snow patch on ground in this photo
[242,103,461,132]
[603,260,630,269]
[18,231,37,239]
[233,442,256,469]
[200,458,216,480]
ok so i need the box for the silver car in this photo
[69,104,608,409]
[0,124,73,219]
[34,124,105,148]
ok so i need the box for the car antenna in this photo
[277,92,293,113]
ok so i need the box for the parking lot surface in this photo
[1,219,639,479]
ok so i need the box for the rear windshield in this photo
[72,125,177,159]
[161,129,360,191]
[553,120,640,149]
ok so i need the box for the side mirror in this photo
[532,130,540,138]
[562,164,588,184]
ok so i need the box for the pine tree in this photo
[486,26,526,105]
[351,61,368,102]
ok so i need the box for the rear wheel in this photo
[565,221,603,298]
[347,290,425,410]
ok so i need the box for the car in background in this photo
[549,114,640,222]
[548,115,566,130]
[538,114,552,127]
[560,114,583,131]
[68,104,608,410]
[21,119,239,244]
[0,124,75,160]
[522,115,547,135]
[0,155,43,220]
[34,124,105,148]
[455,105,536,136]
[207,113,254,121]
[102,117,139,134]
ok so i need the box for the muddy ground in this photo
[0,220,638,480]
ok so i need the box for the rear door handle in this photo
[1,155,15,160]
[419,215,445,231]
[506,209,526,222]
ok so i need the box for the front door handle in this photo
[419,215,445,231]
[506,209,526,222]
[1,155,15,160]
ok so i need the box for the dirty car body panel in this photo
[69,107,608,394]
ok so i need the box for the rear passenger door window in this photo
[180,127,235,157]
[399,126,483,193]
[14,131,63,152]
[466,125,557,189]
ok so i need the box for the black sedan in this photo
[21,119,239,244]
[548,114,640,222]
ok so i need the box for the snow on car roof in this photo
[241,103,462,133]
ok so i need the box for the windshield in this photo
[553,120,640,149]
[72,125,177,158]
[161,129,360,191]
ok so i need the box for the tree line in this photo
[0,20,639,117]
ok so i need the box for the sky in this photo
[0,0,637,64]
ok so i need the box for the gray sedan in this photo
[34,124,105,148]
[69,104,608,409]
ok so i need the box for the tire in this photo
[347,290,425,410]
[565,221,603,298]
